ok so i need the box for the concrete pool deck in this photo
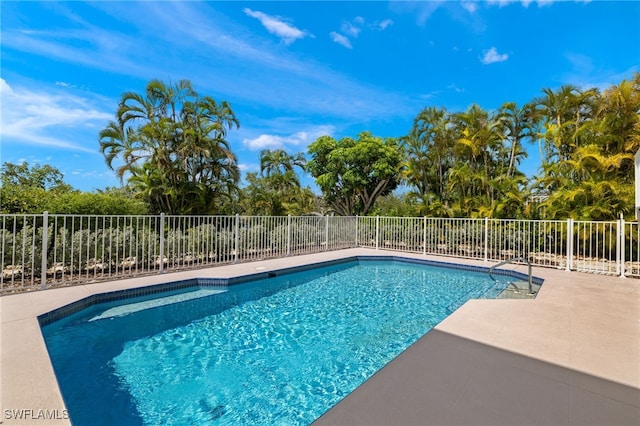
[1,248,639,425]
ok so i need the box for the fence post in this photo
[40,211,49,289]
[159,213,165,273]
[619,214,625,278]
[324,215,329,251]
[484,217,489,262]
[375,216,380,250]
[287,215,291,256]
[566,218,574,271]
[355,216,359,247]
[423,217,427,255]
[234,214,239,263]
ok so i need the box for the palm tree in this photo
[452,105,502,204]
[531,85,598,164]
[497,102,533,178]
[260,149,306,180]
[259,149,307,199]
[531,75,639,220]
[404,106,453,205]
[99,79,240,214]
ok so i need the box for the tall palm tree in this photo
[497,102,533,177]
[259,149,306,190]
[452,104,502,203]
[596,77,640,156]
[260,149,306,177]
[404,106,453,203]
[531,84,598,164]
[530,75,639,220]
[99,79,240,214]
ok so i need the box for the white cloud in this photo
[461,1,478,13]
[377,19,394,30]
[341,16,366,37]
[243,8,309,45]
[488,0,555,7]
[0,78,111,152]
[0,78,14,95]
[243,126,335,151]
[330,32,352,49]
[3,2,415,123]
[1,26,153,80]
[341,22,361,37]
[481,47,509,64]
[332,17,366,49]
[419,92,439,100]
[565,52,594,75]
[488,0,515,6]
[389,1,444,25]
[331,16,394,50]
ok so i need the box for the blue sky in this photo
[1,1,638,193]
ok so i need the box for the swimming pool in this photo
[41,258,524,425]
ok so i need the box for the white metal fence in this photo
[0,214,636,294]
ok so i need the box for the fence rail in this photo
[1,214,636,294]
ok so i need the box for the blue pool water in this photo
[41,260,511,425]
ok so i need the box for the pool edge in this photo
[10,248,622,426]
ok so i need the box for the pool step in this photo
[497,280,540,299]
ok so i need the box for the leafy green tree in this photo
[403,106,454,216]
[239,172,285,216]
[448,104,505,216]
[535,75,640,219]
[403,103,530,219]
[531,85,598,169]
[370,193,415,217]
[1,162,71,192]
[239,169,318,216]
[307,132,403,216]
[0,162,146,214]
[99,79,240,214]
[0,162,72,213]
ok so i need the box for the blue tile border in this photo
[38,278,201,326]
[38,255,544,326]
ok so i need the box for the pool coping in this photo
[2,248,639,425]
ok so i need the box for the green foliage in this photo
[307,132,403,216]
[99,79,240,214]
[4,74,638,221]
[0,185,51,214]
[238,171,318,216]
[532,74,640,219]
[1,162,71,213]
[0,162,147,215]
[259,149,306,187]
[370,193,416,217]
[1,162,72,192]
[47,191,147,215]
[399,73,640,220]
[402,104,529,218]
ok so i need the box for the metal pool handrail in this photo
[489,256,534,294]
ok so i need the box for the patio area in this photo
[1,248,639,425]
